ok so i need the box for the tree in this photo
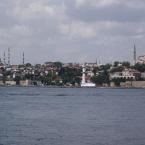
[134,63,145,72]
[91,75,103,85]
[14,76,21,85]
[25,63,32,67]
[24,74,33,80]
[92,67,99,74]
[122,61,130,68]
[100,64,112,71]
[54,62,63,68]
[58,67,81,85]
[110,66,124,73]
[114,61,120,67]
[2,71,6,84]
[91,70,110,85]
[112,78,126,86]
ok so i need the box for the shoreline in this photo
[0,85,145,89]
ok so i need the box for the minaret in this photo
[8,48,10,66]
[3,51,6,65]
[23,52,25,65]
[133,44,137,65]
[96,58,98,65]
[81,64,86,84]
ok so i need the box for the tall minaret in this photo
[8,48,10,66]
[96,58,98,65]
[133,44,137,65]
[3,51,6,65]
[23,52,25,65]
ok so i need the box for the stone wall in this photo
[120,81,145,88]
[20,80,32,86]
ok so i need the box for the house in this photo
[137,55,145,64]
[110,69,138,80]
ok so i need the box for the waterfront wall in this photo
[5,81,16,86]
[0,81,4,85]
[20,80,32,86]
[120,81,145,88]
[0,80,32,86]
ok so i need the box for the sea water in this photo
[0,87,145,145]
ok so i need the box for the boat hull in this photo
[81,83,96,87]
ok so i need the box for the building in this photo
[137,55,145,64]
[81,64,95,87]
[0,63,4,69]
[110,69,136,80]
[141,73,145,79]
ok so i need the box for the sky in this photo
[0,0,145,65]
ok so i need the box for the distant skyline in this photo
[0,0,145,64]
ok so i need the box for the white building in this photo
[81,64,95,87]
[141,73,145,79]
[137,55,145,64]
[110,69,136,80]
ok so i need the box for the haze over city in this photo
[0,0,145,64]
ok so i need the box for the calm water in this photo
[0,87,145,145]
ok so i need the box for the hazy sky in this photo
[0,0,145,64]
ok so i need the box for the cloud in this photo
[12,2,56,21]
[66,1,145,23]
[59,22,97,39]
[75,0,118,7]
[0,0,145,64]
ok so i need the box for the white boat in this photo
[81,64,96,87]
[81,82,96,87]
